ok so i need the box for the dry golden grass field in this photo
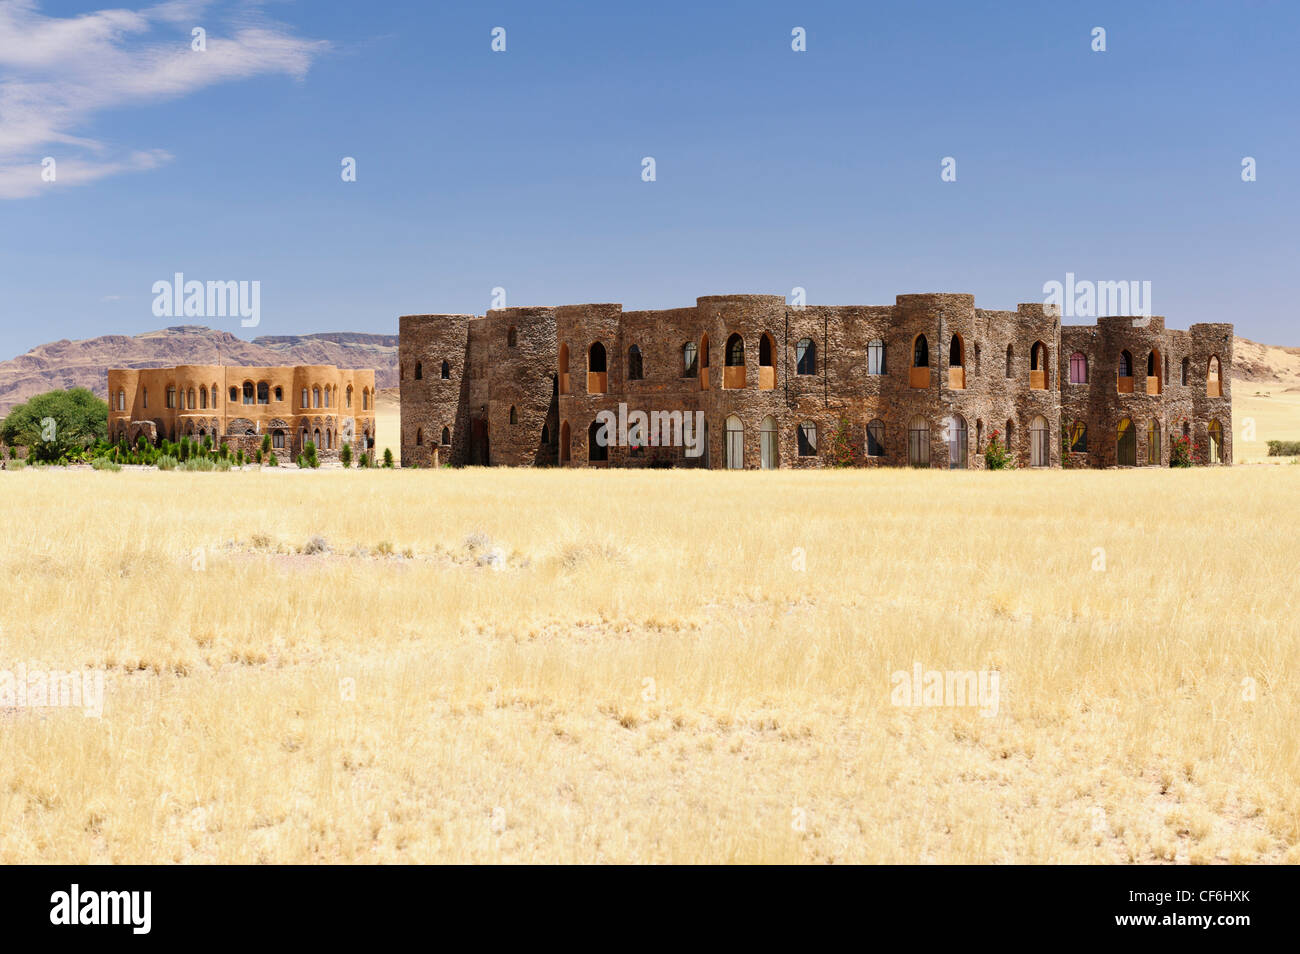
[0,464,1296,864]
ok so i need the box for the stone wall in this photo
[398,293,1233,470]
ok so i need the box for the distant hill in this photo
[0,325,398,414]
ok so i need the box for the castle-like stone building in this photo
[107,365,377,460]
[399,293,1233,469]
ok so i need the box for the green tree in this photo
[0,388,107,462]
[340,443,352,468]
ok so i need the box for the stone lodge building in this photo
[107,365,377,460]
[398,293,1232,469]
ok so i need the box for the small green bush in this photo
[178,457,215,471]
[340,444,352,468]
[1266,440,1300,457]
[90,457,121,472]
[383,448,394,468]
[266,451,278,467]
[156,455,178,471]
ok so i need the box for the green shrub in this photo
[1266,440,1300,457]
[261,433,272,454]
[266,451,278,467]
[255,449,263,465]
[984,430,1015,470]
[383,448,394,468]
[825,418,855,468]
[90,457,121,472]
[155,455,178,471]
[177,456,216,472]
[358,452,369,468]
[340,444,352,468]
[9,458,25,470]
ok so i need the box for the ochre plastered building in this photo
[398,292,1233,469]
[107,365,377,460]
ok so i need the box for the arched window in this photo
[559,421,570,464]
[682,342,698,377]
[272,429,285,449]
[166,386,177,409]
[588,419,608,462]
[558,343,570,393]
[541,423,550,444]
[1207,356,1222,396]
[363,389,370,410]
[1208,419,1223,462]
[116,389,125,411]
[346,386,353,408]
[1005,344,1014,379]
[724,415,744,469]
[760,416,778,469]
[507,326,517,347]
[312,387,321,408]
[947,415,968,469]
[627,345,643,381]
[257,381,269,404]
[758,333,775,390]
[795,338,816,375]
[1067,421,1087,453]
[867,339,885,375]
[723,334,745,388]
[797,421,817,457]
[238,381,251,405]
[313,428,321,449]
[301,388,309,408]
[274,386,282,402]
[725,334,744,366]
[441,426,451,445]
[324,387,331,408]
[416,428,423,446]
[866,419,885,458]
[907,416,929,467]
[414,362,423,380]
[948,334,965,388]
[588,342,607,394]
[1117,418,1136,466]
[187,388,196,409]
[1030,342,1048,389]
[1181,356,1190,386]
[1147,349,1162,394]
[1147,419,1160,464]
[1029,415,1049,467]
[509,405,518,424]
[440,360,450,379]
[1070,352,1088,384]
[1119,349,1133,376]
[913,334,929,368]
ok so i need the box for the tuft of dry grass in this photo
[0,466,1296,863]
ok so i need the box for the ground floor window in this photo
[1029,415,1049,467]
[908,416,929,467]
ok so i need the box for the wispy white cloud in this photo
[0,0,327,198]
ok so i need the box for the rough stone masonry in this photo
[398,293,1232,470]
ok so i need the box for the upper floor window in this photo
[1119,350,1133,377]
[628,345,644,381]
[1181,356,1190,385]
[682,342,698,377]
[257,381,269,404]
[441,360,450,379]
[1005,344,1014,378]
[725,333,744,366]
[1069,352,1088,384]
[507,326,517,347]
[913,334,929,368]
[1207,355,1222,396]
[414,362,423,380]
[867,339,885,375]
[243,381,255,405]
[795,338,816,375]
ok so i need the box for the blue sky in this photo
[0,0,1296,359]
